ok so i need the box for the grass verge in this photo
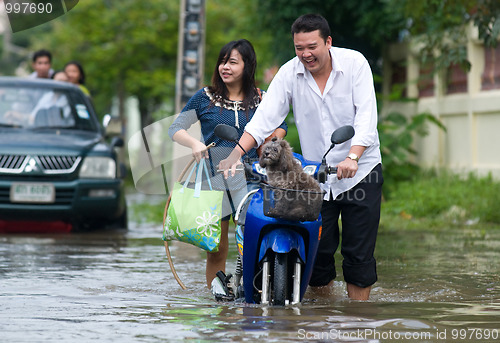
[381,169,500,231]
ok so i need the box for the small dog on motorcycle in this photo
[259,137,323,221]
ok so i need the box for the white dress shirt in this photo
[244,47,382,200]
[29,69,54,78]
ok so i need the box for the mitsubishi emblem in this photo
[24,157,39,173]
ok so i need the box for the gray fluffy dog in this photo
[259,137,323,221]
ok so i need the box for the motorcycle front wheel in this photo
[272,252,288,306]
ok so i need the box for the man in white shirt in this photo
[219,14,383,300]
[29,49,54,79]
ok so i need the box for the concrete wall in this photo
[382,26,500,179]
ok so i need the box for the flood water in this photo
[1,198,500,342]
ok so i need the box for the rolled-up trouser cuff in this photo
[308,266,336,287]
[342,258,377,288]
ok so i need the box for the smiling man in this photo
[29,49,54,79]
[219,14,383,300]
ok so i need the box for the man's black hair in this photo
[32,49,52,63]
[291,14,331,42]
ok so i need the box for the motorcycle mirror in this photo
[214,124,239,142]
[322,125,355,161]
[214,123,249,156]
[331,125,355,144]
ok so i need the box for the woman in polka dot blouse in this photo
[169,39,287,288]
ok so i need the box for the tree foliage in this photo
[27,0,279,125]
[400,0,500,48]
[31,0,179,125]
[204,0,276,87]
[10,0,498,125]
[255,0,500,74]
[395,0,500,72]
[255,0,405,68]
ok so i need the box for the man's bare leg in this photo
[347,283,371,300]
[308,280,334,296]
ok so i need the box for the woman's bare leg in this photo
[206,220,229,288]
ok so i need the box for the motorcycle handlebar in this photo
[216,158,259,180]
[218,162,338,182]
[216,167,244,173]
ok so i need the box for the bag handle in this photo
[201,158,212,190]
[180,162,198,194]
[194,160,204,198]
[194,158,213,197]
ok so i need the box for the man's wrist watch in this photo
[347,152,359,162]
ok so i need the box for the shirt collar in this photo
[295,47,344,76]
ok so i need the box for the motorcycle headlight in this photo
[79,157,116,179]
[303,165,317,175]
[254,163,267,176]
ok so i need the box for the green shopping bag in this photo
[163,159,224,252]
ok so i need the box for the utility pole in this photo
[175,0,206,113]
[170,0,206,190]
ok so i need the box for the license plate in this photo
[10,183,55,203]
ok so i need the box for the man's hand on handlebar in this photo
[218,149,243,179]
[336,158,358,180]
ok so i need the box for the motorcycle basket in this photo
[261,183,324,222]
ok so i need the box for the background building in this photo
[383,25,500,179]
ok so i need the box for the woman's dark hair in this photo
[64,60,86,85]
[291,14,331,43]
[208,39,258,114]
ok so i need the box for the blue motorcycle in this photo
[214,124,354,305]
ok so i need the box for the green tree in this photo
[204,0,276,87]
[32,0,179,126]
[255,0,405,68]
[393,0,500,72]
[255,0,500,72]
[0,18,51,76]
[29,0,278,126]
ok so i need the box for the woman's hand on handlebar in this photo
[336,157,358,180]
[218,149,242,179]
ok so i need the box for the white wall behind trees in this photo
[383,26,500,179]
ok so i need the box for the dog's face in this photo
[259,137,293,171]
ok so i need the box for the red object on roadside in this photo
[0,220,72,233]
